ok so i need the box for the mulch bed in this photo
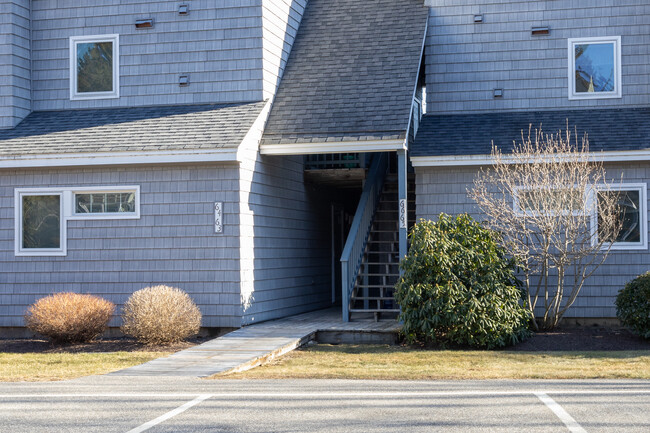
[509,326,650,352]
[0,336,207,354]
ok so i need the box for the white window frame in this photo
[14,186,140,257]
[590,183,647,251]
[568,36,622,100]
[15,189,67,257]
[68,186,140,220]
[69,34,120,100]
[513,185,589,217]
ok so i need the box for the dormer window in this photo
[69,34,120,100]
[568,36,621,100]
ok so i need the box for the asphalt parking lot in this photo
[1,378,649,432]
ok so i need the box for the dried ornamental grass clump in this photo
[121,285,202,345]
[24,293,115,343]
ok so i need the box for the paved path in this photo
[1,378,649,432]
[110,308,400,377]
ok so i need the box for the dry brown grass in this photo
[121,285,201,345]
[218,344,650,380]
[0,351,171,382]
[24,293,114,343]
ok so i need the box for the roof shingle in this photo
[411,108,650,157]
[261,0,429,146]
[0,102,267,156]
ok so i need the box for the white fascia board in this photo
[411,150,650,167]
[0,148,239,169]
[260,139,407,155]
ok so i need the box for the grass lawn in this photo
[0,351,172,382]
[218,344,650,380]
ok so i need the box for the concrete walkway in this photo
[110,308,401,377]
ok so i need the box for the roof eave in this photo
[259,138,407,155]
[411,149,650,167]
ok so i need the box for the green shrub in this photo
[616,272,650,339]
[394,214,531,349]
[24,293,115,343]
[121,285,202,345]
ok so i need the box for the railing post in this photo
[397,149,408,276]
[341,261,349,322]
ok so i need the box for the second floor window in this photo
[69,34,119,100]
[568,36,621,100]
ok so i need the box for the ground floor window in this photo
[594,183,647,250]
[14,186,140,256]
[16,192,65,255]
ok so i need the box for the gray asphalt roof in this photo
[411,108,650,157]
[0,101,267,156]
[261,0,429,146]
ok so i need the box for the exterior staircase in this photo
[348,174,415,320]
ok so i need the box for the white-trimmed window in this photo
[69,186,140,220]
[592,183,647,250]
[69,34,119,100]
[568,36,621,100]
[15,191,66,256]
[15,186,139,256]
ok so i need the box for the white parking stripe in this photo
[125,394,212,433]
[535,392,587,433]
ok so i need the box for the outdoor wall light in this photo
[135,19,154,29]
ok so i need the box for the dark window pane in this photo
[22,195,61,249]
[598,190,641,243]
[575,43,615,93]
[77,41,113,93]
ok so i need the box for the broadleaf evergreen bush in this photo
[395,214,531,349]
[616,272,650,339]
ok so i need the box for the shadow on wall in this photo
[241,153,333,325]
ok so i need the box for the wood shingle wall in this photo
[425,0,650,113]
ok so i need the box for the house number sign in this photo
[399,199,407,229]
[214,202,223,233]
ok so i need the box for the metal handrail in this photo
[340,152,388,322]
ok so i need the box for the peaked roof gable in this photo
[261,0,429,152]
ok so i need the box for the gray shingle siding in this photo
[0,164,242,328]
[262,0,306,99]
[239,154,331,325]
[415,163,650,319]
[30,0,266,111]
[425,0,650,114]
[0,0,31,129]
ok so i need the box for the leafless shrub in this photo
[121,285,201,345]
[469,125,622,330]
[25,293,115,343]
